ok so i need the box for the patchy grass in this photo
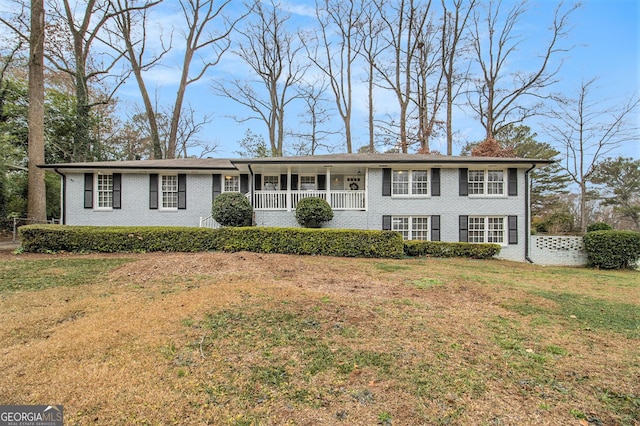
[0,252,638,425]
[0,257,134,292]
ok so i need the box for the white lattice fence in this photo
[530,235,588,266]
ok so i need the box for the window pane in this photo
[468,217,485,243]
[162,175,178,208]
[392,217,409,240]
[224,175,240,192]
[300,175,316,190]
[468,170,484,195]
[97,175,113,208]
[411,216,429,240]
[392,170,409,195]
[487,217,504,243]
[264,175,279,190]
[412,171,429,195]
[487,171,504,195]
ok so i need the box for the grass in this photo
[0,257,133,292]
[0,252,638,425]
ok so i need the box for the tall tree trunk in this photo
[27,0,47,221]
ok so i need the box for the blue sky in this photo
[115,0,639,159]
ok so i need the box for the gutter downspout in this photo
[53,168,66,225]
[524,163,536,263]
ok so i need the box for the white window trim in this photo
[468,216,507,245]
[391,169,430,197]
[223,175,240,193]
[392,215,431,241]
[160,174,179,211]
[468,169,507,198]
[94,173,113,211]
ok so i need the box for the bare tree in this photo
[441,0,475,155]
[214,0,309,157]
[545,78,640,233]
[308,0,364,153]
[110,0,167,159]
[469,0,578,141]
[412,18,443,152]
[372,0,430,153]
[354,1,383,153]
[27,0,47,221]
[290,80,336,155]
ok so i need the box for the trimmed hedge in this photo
[19,225,404,258]
[583,230,640,269]
[212,192,253,227]
[20,225,505,260]
[295,197,334,228]
[404,240,501,259]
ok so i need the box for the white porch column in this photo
[325,167,331,206]
[286,166,292,212]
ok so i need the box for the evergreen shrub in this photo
[404,240,501,259]
[212,192,253,227]
[583,230,640,269]
[295,197,333,228]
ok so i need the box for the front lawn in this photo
[0,252,637,425]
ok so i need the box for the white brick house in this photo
[40,153,552,262]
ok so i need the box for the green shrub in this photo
[586,222,613,232]
[212,192,253,227]
[583,230,640,269]
[403,240,501,259]
[19,225,404,258]
[295,197,333,228]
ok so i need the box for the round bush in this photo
[583,230,640,269]
[212,192,253,227]
[295,197,333,228]
[586,222,612,232]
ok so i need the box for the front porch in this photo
[249,165,368,211]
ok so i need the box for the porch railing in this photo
[199,215,221,229]
[253,190,365,211]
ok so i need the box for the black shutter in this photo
[84,173,93,209]
[382,168,391,196]
[431,215,441,241]
[254,174,262,191]
[508,168,518,196]
[459,168,468,196]
[317,174,326,190]
[382,215,392,230]
[459,215,469,242]
[212,174,221,200]
[431,168,440,196]
[149,174,158,209]
[178,174,187,209]
[508,215,518,244]
[240,174,249,194]
[291,174,299,190]
[280,174,288,190]
[113,173,121,209]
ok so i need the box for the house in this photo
[39,153,552,262]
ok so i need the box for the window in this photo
[468,170,504,196]
[161,175,178,209]
[299,175,317,190]
[96,174,113,209]
[468,216,505,244]
[224,175,240,192]
[263,175,279,190]
[392,170,429,196]
[392,216,430,240]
